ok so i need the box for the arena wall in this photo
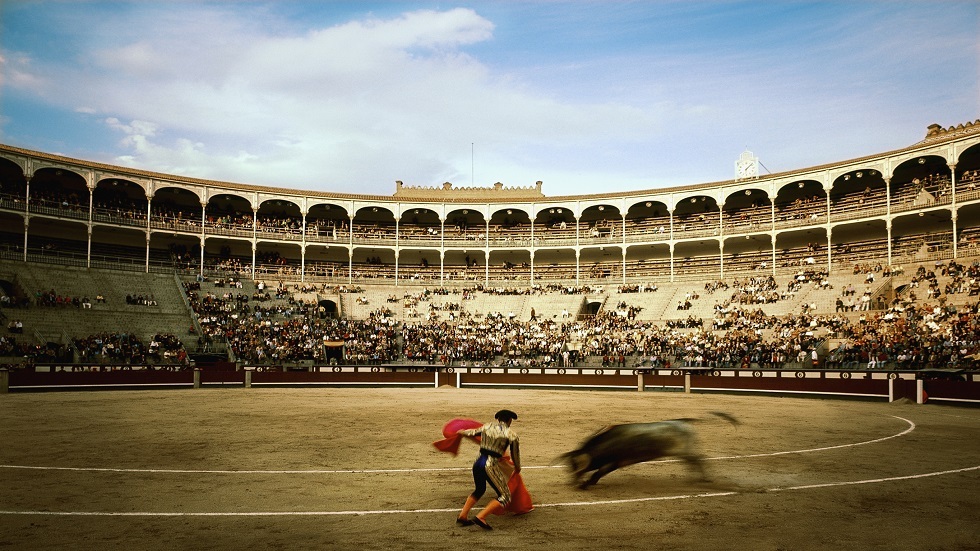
[3,365,978,405]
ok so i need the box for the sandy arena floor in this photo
[0,387,978,551]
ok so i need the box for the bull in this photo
[559,411,739,489]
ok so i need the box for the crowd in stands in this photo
[826,299,980,370]
[0,335,64,361]
[618,283,658,293]
[1,293,29,308]
[4,250,980,373]
[399,260,975,369]
[6,158,980,374]
[0,223,968,289]
[777,194,825,224]
[0,181,905,240]
[9,169,979,259]
[184,279,397,364]
[73,331,187,367]
[126,294,157,306]
[397,305,832,371]
[34,289,94,308]
[729,275,780,305]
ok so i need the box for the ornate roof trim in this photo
[920,119,980,143]
[393,180,544,199]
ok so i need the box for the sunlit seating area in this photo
[2,121,980,370]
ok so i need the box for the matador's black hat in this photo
[495,409,518,422]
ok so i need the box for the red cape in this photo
[433,418,534,515]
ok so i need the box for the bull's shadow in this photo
[564,469,730,494]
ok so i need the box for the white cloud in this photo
[0,51,44,91]
[2,3,977,196]
[19,6,661,194]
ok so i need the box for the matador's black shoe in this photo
[455,517,474,526]
[472,517,493,530]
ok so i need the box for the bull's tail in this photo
[708,411,740,426]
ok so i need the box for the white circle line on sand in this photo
[703,414,916,461]
[0,464,977,517]
[0,415,916,475]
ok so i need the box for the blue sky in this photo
[1,1,977,197]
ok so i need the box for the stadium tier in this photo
[2,122,980,285]
[1,121,980,385]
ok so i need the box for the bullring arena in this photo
[1,389,978,550]
[1,122,980,549]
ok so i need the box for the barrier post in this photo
[684,373,691,394]
[434,370,439,388]
[193,368,201,389]
[0,368,8,394]
[245,369,252,389]
[456,371,461,389]
[637,371,644,392]
[916,379,925,404]
[888,378,894,402]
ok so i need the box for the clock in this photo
[735,151,758,180]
